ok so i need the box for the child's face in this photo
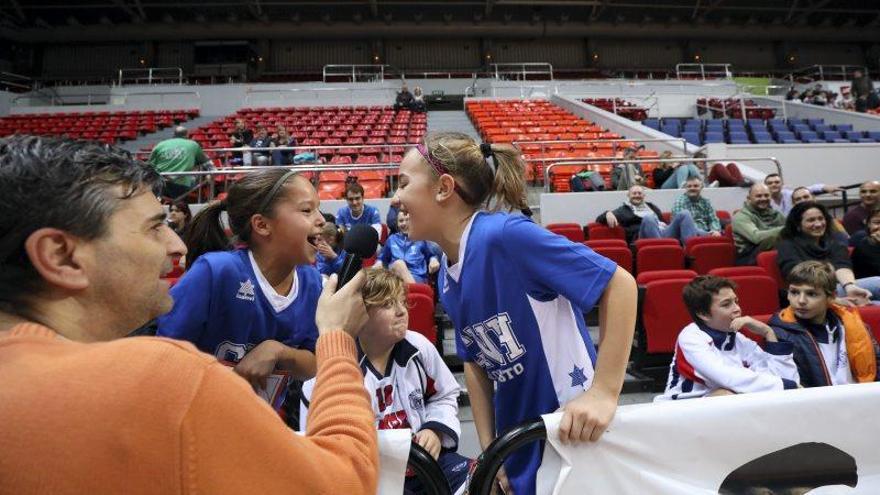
[397,211,410,234]
[788,283,832,323]
[700,287,741,331]
[363,296,409,345]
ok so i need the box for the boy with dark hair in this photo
[336,182,382,235]
[657,275,800,401]
[769,260,880,387]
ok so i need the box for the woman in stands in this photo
[652,150,702,189]
[776,201,880,305]
[157,169,324,410]
[392,132,637,494]
[852,208,880,279]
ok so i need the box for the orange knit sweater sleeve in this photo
[180,331,378,495]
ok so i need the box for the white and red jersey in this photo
[301,331,462,448]
[657,322,800,401]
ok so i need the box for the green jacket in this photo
[732,203,785,254]
[149,138,209,186]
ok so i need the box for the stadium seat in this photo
[584,239,628,249]
[687,242,736,274]
[407,283,435,301]
[859,306,880,341]
[638,277,696,355]
[727,275,780,316]
[708,266,768,278]
[586,222,626,241]
[634,238,679,251]
[547,223,586,243]
[636,245,685,274]
[407,293,436,343]
[756,250,785,293]
[636,270,698,285]
[592,246,633,273]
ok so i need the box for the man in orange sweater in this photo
[0,136,378,494]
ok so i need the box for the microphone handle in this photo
[337,253,364,288]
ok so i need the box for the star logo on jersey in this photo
[236,279,256,301]
[569,365,588,388]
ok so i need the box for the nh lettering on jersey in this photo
[460,313,526,382]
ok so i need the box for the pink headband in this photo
[415,143,474,204]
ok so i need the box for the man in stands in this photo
[850,69,879,113]
[336,182,382,236]
[394,85,414,112]
[597,185,701,244]
[0,135,378,493]
[763,173,839,216]
[249,126,275,165]
[229,118,253,165]
[733,184,785,265]
[149,125,214,200]
[672,176,722,237]
[611,146,646,191]
[843,180,880,234]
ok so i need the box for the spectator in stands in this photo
[386,204,400,235]
[149,126,214,200]
[271,126,298,165]
[769,261,880,387]
[791,186,849,242]
[598,185,700,244]
[315,222,345,279]
[249,126,275,166]
[375,210,440,284]
[167,200,192,237]
[764,173,839,216]
[411,86,427,113]
[611,146,645,191]
[852,208,880,279]
[842,181,880,234]
[707,162,748,188]
[0,136,378,494]
[336,182,382,236]
[394,85,414,112]
[656,275,799,401]
[785,86,801,101]
[851,69,879,113]
[732,184,786,265]
[653,151,703,189]
[301,269,471,493]
[672,176,722,236]
[157,170,325,409]
[833,86,854,111]
[229,118,254,165]
[777,202,880,304]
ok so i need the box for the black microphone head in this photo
[343,224,379,258]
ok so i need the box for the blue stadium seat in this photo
[867,131,880,141]
[729,137,751,144]
[774,131,796,139]
[814,124,833,133]
[830,139,850,144]
[729,131,749,141]
[681,132,702,145]
[822,131,842,141]
[804,138,825,144]
[798,131,819,141]
[704,132,725,143]
[807,118,824,127]
[853,138,875,143]
[835,124,854,132]
[753,135,774,144]
[747,119,765,128]
[643,119,660,130]
[777,137,799,144]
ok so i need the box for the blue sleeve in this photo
[420,241,436,260]
[502,216,618,311]
[369,207,381,225]
[386,206,398,229]
[156,257,213,344]
[290,269,320,353]
[335,208,346,227]
[378,237,392,265]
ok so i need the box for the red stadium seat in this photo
[586,222,626,241]
[636,245,685,274]
[407,292,436,343]
[636,270,698,285]
[633,238,679,251]
[584,239,627,249]
[639,277,696,354]
[407,283,435,300]
[727,275,780,316]
[859,306,880,341]
[756,250,785,292]
[547,223,586,243]
[592,246,633,273]
[708,266,768,278]
[687,242,736,274]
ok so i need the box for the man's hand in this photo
[414,429,442,460]
[233,340,282,391]
[316,272,369,337]
[428,257,440,274]
[559,386,617,444]
[605,211,619,228]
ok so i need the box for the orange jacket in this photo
[0,323,377,495]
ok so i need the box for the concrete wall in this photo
[540,187,748,226]
[756,97,880,131]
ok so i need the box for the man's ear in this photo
[23,228,90,291]
[435,174,457,203]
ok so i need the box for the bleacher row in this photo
[546,220,880,371]
[466,99,663,184]
[695,98,777,120]
[581,98,649,121]
[645,117,880,146]
[0,109,200,144]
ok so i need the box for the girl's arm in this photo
[559,267,636,444]
[463,362,496,449]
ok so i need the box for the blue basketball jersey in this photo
[157,249,320,361]
[335,204,381,231]
[439,212,616,494]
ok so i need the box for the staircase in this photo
[426,110,481,141]
[122,114,219,156]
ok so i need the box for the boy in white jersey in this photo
[301,269,471,494]
[658,275,800,401]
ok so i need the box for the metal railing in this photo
[542,156,783,193]
[144,143,417,167]
[468,419,547,495]
[117,67,184,86]
[788,65,868,84]
[0,71,34,91]
[695,95,786,121]
[675,63,733,80]
[580,94,660,119]
[492,63,554,81]
[12,92,112,107]
[322,64,389,83]
[514,137,692,156]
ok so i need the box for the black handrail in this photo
[467,419,548,495]
[408,442,452,495]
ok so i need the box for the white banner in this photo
[537,383,880,494]
[377,429,412,495]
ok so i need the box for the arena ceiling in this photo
[2,0,879,42]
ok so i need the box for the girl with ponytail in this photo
[157,169,326,408]
[393,132,637,494]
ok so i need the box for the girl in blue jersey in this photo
[392,132,637,494]
[157,169,325,396]
[375,210,440,284]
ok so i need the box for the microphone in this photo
[336,224,379,288]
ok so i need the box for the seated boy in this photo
[657,275,800,401]
[300,269,472,493]
[314,222,345,279]
[374,210,440,284]
[769,260,880,387]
